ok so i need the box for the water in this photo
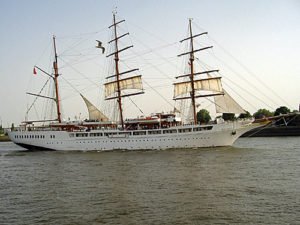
[0,137,299,225]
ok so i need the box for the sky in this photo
[0,0,300,126]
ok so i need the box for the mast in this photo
[112,13,124,129]
[175,19,222,124]
[188,19,197,124]
[105,12,144,129]
[52,36,62,123]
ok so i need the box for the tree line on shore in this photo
[197,106,298,124]
[0,125,4,134]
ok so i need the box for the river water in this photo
[0,137,299,224]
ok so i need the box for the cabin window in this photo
[118,132,131,136]
[193,126,213,131]
[203,126,213,130]
[148,130,161,135]
[90,133,103,137]
[163,129,177,134]
[106,132,117,137]
[76,133,88,137]
[178,128,192,133]
[193,127,202,131]
[133,131,146,135]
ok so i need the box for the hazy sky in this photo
[0,0,299,126]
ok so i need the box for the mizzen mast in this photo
[52,36,62,123]
[105,12,144,129]
[175,19,223,124]
[24,36,62,124]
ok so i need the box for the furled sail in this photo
[174,77,222,98]
[80,94,109,121]
[214,90,245,114]
[104,75,143,98]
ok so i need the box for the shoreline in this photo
[0,136,11,142]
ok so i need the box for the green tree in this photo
[222,113,235,121]
[197,109,211,124]
[253,108,273,119]
[274,106,290,116]
[238,111,252,119]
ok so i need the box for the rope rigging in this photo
[26,77,52,117]
[25,17,290,124]
[207,34,291,109]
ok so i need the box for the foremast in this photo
[175,19,223,124]
[105,12,144,129]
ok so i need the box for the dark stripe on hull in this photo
[16,143,55,151]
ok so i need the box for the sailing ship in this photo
[8,13,261,151]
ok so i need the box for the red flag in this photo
[33,67,37,75]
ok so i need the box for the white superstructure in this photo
[9,120,258,151]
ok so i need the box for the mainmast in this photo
[52,36,62,123]
[112,13,124,128]
[175,19,222,124]
[188,19,197,124]
[105,12,144,129]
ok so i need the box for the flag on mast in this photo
[33,67,37,75]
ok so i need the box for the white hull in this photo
[8,121,259,151]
